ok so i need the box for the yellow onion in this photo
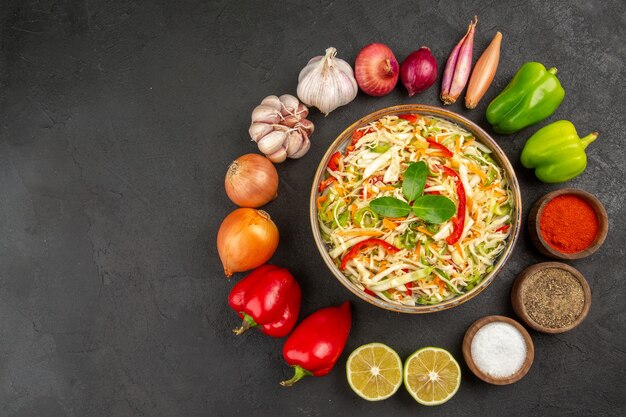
[217,208,279,277]
[225,154,278,208]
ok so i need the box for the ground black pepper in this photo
[520,268,585,328]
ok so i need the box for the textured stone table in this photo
[2,1,625,416]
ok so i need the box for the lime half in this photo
[403,346,461,406]
[346,343,403,401]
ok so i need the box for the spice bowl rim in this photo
[309,104,523,314]
[528,188,608,260]
[462,315,534,385]
[511,261,592,334]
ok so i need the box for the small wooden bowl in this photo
[528,188,608,260]
[462,315,534,385]
[511,262,591,334]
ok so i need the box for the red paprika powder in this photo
[539,194,599,253]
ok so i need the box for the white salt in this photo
[471,322,527,378]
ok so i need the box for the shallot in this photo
[465,32,502,109]
[248,94,314,162]
[441,17,478,105]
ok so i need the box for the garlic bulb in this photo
[297,47,358,115]
[248,94,314,163]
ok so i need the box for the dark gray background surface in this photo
[1,0,625,416]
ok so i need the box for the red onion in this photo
[400,47,438,96]
[354,43,399,96]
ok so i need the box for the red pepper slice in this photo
[405,281,414,296]
[350,127,374,146]
[398,114,419,123]
[427,138,454,157]
[495,224,510,234]
[424,190,441,195]
[442,166,466,245]
[363,288,376,297]
[368,175,384,184]
[280,302,352,386]
[318,176,337,192]
[327,152,342,171]
[228,265,302,338]
[340,238,400,270]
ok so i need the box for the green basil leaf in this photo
[402,161,427,202]
[412,195,456,224]
[369,197,411,218]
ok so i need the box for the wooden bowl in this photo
[462,315,534,385]
[527,188,608,260]
[511,262,591,334]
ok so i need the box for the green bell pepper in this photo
[486,62,565,134]
[521,120,598,183]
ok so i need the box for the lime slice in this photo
[346,343,403,401]
[403,346,461,406]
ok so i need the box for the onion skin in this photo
[217,208,279,277]
[355,43,399,96]
[225,154,278,208]
[400,47,438,96]
[465,32,502,109]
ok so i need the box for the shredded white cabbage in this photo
[317,114,513,306]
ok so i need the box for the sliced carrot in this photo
[316,195,328,210]
[414,241,421,259]
[378,185,396,192]
[454,242,464,256]
[417,227,433,237]
[350,204,357,222]
[462,138,474,149]
[482,183,497,191]
[382,218,397,231]
[468,163,487,182]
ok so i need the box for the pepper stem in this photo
[548,67,558,75]
[279,365,313,387]
[580,132,599,149]
[232,313,257,335]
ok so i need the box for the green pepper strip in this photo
[354,207,378,228]
[372,142,391,153]
[434,268,462,295]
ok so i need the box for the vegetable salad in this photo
[317,114,513,306]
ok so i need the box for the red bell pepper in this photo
[427,138,454,157]
[327,152,342,171]
[350,127,374,145]
[318,176,337,192]
[442,166,466,245]
[363,288,376,297]
[228,265,301,338]
[280,302,351,386]
[495,224,510,234]
[398,113,419,123]
[340,238,399,270]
